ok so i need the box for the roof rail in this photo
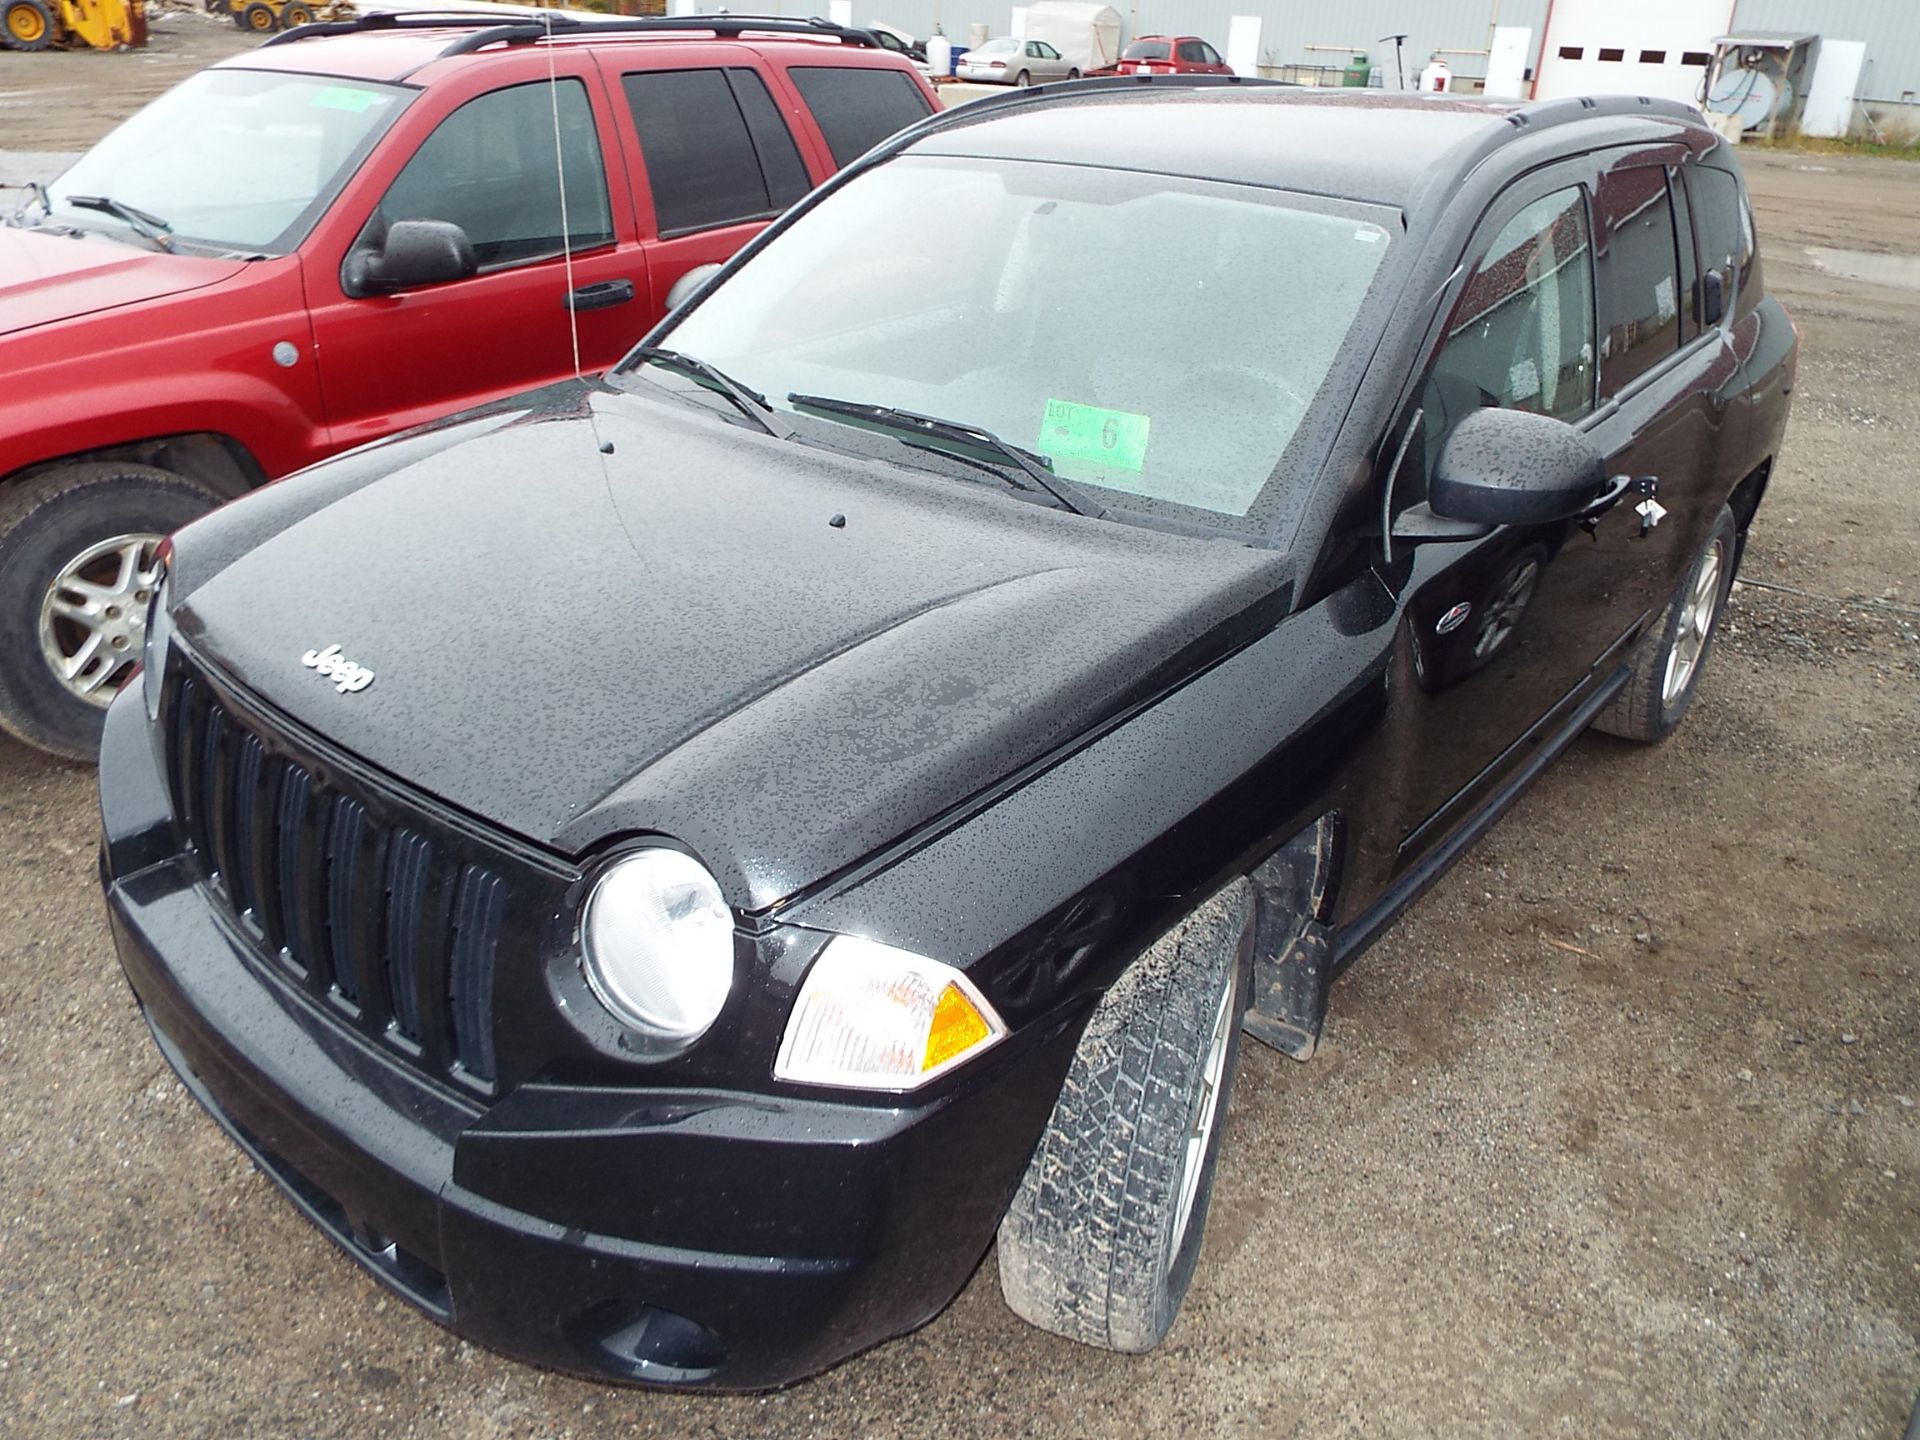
[265,9,884,53]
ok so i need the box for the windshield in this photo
[652,155,1394,532]
[39,69,410,255]
[1122,40,1171,60]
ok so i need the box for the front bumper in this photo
[99,689,1083,1390]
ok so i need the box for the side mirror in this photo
[664,262,724,315]
[343,219,477,298]
[1700,268,1726,326]
[1426,407,1607,527]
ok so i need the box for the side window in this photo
[1178,41,1207,63]
[623,68,809,236]
[1201,43,1223,65]
[789,66,935,168]
[1668,165,1700,343]
[381,79,612,269]
[1596,165,1681,394]
[1689,165,1750,321]
[1415,185,1596,489]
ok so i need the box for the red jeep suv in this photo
[0,12,935,758]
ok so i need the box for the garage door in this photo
[1533,0,1733,105]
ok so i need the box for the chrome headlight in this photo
[581,848,734,1043]
[141,573,173,722]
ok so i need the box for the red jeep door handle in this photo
[566,279,636,312]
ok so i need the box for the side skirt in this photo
[1329,664,1631,978]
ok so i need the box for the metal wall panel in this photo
[1729,0,1920,102]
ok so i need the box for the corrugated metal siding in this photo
[1730,0,1920,102]
[751,0,1552,80]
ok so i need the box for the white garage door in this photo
[1533,0,1733,105]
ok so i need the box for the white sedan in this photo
[956,37,1080,86]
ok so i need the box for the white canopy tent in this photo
[1022,0,1121,73]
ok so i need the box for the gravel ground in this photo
[0,67,1915,1440]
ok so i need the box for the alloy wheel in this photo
[38,532,163,707]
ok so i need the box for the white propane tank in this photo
[927,29,952,77]
[1420,55,1452,92]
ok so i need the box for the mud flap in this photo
[1242,815,1339,1061]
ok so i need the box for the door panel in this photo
[1381,168,1647,863]
[307,67,644,452]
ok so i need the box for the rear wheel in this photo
[239,0,277,30]
[1592,504,1738,743]
[0,463,220,761]
[1014,69,1032,87]
[2,0,54,50]
[998,881,1253,1351]
[281,0,313,23]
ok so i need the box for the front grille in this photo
[165,662,513,1094]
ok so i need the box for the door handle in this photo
[565,279,635,312]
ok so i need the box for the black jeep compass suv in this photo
[99,78,1795,1389]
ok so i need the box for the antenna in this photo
[542,6,584,384]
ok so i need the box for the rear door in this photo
[608,56,819,328]
[305,57,644,452]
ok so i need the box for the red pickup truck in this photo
[0,13,935,758]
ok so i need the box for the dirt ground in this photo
[0,41,1915,1438]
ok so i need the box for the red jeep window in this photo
[380,79,613,269]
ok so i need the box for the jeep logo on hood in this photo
[301,643,374,694]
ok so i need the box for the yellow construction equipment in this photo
[1,0,145,49]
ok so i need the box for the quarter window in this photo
[789,66,935,168]
[1689,165,1750,320]
[379,80,613,269]
[624,68,809,235]
[1596,165,1682,393]
[1418,185,1596,484]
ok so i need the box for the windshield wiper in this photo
[628,347,793,439]
[786,394,1094,516]
[64,194,174,251]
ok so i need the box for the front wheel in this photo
[2,0,54,49]
[1067,67,1080,79]
[281,0,313,23]
[1592,504,1739,742]
[998,880,1253,1351]
[238,0,277,30]
[0,463,220,761]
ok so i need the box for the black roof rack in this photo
[264,10,883,55]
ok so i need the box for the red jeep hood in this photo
[0,226,248,336]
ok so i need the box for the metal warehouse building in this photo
[816,0,1920,132]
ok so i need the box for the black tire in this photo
[239,0,277,31]
[281,0,313,23]
[0,463,220,762]
[1592,504,1739,743]
[1067,67,1080,79]
[998,880,1254,1351]
[1014,69,1031,87]
[2,0,55,50]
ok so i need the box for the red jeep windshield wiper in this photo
[64,194,174,252]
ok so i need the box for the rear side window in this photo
[1690,165,1751,319]
[1178,41,1208,63]
[789,66,934,167]
[381,79,613,268]
[1418,185,1597,485]
[623,68,809,235]
[1596,165,1681,394]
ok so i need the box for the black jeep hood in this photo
[174,383,1289,911]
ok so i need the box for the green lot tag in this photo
[312,86,381,114]
[1036,398,1150,474]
